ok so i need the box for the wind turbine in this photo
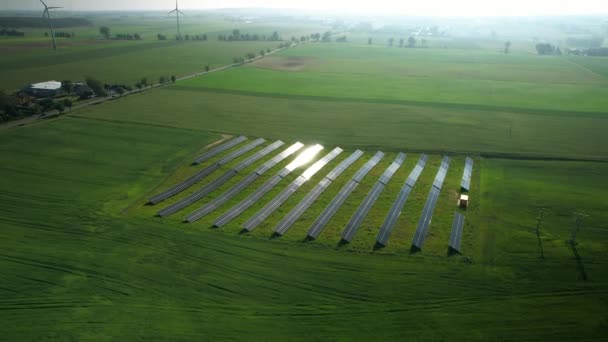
[40,0,62,50]
[168,0,184,40]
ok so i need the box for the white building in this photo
[23,80,62,97]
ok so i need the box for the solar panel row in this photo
[184,143,304,223]
[411,156,451,249]
[306,152,384,239]
[460,157,474,191]
[272,150,363,236]
[148,138,265,205]
[376,154,428,246]
[448,212,465,252]
[155,139,280,217]
[432,156,451,190]
[341,153,406,242]
[242,148,343,231]
[193,135,247,165]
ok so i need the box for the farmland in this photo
[1,10,608,341]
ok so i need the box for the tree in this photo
[170,75,176,83]
[63,98,73,111]
[399,38,404,47]
[368,37,372,45]
[266,48,271,53]
[157,33,166,40]
[205,65,210,72]
[85,76,107,97]
[134,33,141,40]
[260,49,265,57]
[246,52,255,60]
[535,43,555,55]
[115,87,125,96]
[61,80,73,93]
[141,77,148,88]
[135,82,142,90]
[322,31,331,42]
[504,41,511,54]
[388,37,394,47]
[408,36,416,48]
[54,102,65,114]
[39,98,55,112]
[232,29,240,39]
[99,26,110,39]
[202,34,207,41]
[159,76,167,84]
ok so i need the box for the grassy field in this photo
[1,20,607,340]
[0,14,327,90]
[0,116,606,340]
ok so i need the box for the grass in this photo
[77,87,608,160]
[0,115,606,340]
[180,44,608,113]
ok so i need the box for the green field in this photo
[1,15,608,340]
[0,14,327,90]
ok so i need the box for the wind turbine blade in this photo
[178,10,185,15]
[40,0,47,7]
[48,6,62,9]
[168,9,177,14]
[42,9,48,18]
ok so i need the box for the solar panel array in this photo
[411,156,451,249]
[376,154,428,246]
[460,157,474,191]
[213,145,320,228]
[156,140,283,217]
[184,143,304,223]
[341,153,406,242]
[273,150,364,236]
[242,148,343,231]
[192,136,247,165]
[307,151,385,239]
[448,212,465,252]
[148,138,265,205]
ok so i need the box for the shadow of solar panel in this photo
[193,135,247,165]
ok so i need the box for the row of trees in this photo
[0,28,24,37]
[386,36,421,48]
[233,49,272,64]
[535,43,562,55]
[99,26,141,40]
[218,30,281,42]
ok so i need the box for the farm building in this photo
[22,80,62,97]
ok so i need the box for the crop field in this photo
[0,14,327,90]
[1,19,608,340]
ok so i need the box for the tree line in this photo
[218,29,280,42]
[0,28,25,37]
[0,17,92,28]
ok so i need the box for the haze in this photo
[3,0,607,16]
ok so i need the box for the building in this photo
[22,81,62,98]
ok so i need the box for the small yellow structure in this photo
[458,194,469,208]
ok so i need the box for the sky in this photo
[2,0,607,16]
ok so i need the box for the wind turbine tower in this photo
[40,0,62,50]
[169,0,185,40]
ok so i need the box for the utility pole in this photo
[570,213,587,245]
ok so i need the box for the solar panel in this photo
[341,153,405,242]
[213,174,283,227]
[341,182,385,242]
[273,178,331,235]
[185,173,259,222]
[411,185,441,249]
[233,140,284,172]
[241,148,343,231]
[148,163,220,204]
[352,151,384,183]
[448,212,465,252]
[432,156,451,190]
[193,135,247,165]
[307,180,358,239]
[255,142,304,175]
[378,152,406,185]
[376,154,428,246]
[149,138,266,205]
[157,170,237,217]
[460,157,474,191]
[325,150,364,182]
[217,138,265,166]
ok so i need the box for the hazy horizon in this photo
[2,0,607,17]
